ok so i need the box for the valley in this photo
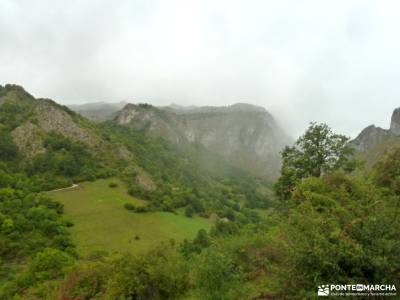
[0,84,398,299]
[48,178,211,255]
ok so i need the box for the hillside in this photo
[1,84,399,299]
[0,84,132,189]
[0,84,270,208]
[115,102,292,179]
[351,107,400,165]
[0,84,276,298]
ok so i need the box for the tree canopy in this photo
[275,122,355,201]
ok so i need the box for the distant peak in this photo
[390,107,400,135]
[0,83,35,102]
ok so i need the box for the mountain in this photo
[2,85,131,161]
[0,84,133,189]
[68,101,128,121]
[351,107,400,164]
[0,84,270,208]
[115,102,292,179]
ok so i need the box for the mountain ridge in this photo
[115,102,292,179]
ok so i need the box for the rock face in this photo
[351,107,400,164]
[350,125,389,153]
[390,108,400,135]
[0,85,132,162]
[115,103,292,179]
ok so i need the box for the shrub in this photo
[185,205,194,217]
[134,206,150,213]
[109,182,118,188]
[123,203,135,211]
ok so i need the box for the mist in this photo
[1,0,400,138]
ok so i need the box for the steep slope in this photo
[0,84,132,188]
[351,107,400,165]
[0,84,272,210]
[115,103,292,179]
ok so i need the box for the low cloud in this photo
[1,0,400,138]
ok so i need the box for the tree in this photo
[29,248,75,280]
[373,147,400,194]
[193,229,210,248]
[274,123,354,201]
[0,131,18,161]
[281,172,400,298]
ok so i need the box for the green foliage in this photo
[194,249,246,300]
[373,147,400,194]
[124,202,135,211]
[27,132,110,189]
[275,122,354,202]
[279,172,400,298]
[3,84,398,299]
[0,131,18,162]
[0,85,35,130]
[211,220,240,237]
[29,248,75,280]
[109,182,118,188]
[57,262,110,300]
[185,205,195,217]
[0,188,75,298]
[105,249,189,299]
[102,122,271,221]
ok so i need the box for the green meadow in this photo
[48,178,211,256]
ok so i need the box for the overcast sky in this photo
[1,0,400,138]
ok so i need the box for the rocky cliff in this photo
[351,107,400,164]
[115,103,292,179]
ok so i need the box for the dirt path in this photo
[48,184,79,193]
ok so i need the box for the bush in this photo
[185,205,194,217]
[105,251,189,299]
[109,182,118,188]
[123,203,135,211]
[134,206,150,213]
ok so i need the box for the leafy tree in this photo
[373,147,400,194]
[193,229,210,248]
[105,250,189,299]
[275,123,354,201]
[194,249,246,300]
[29,248,75,280]
[0,131,18,162]
[280,172,400,298]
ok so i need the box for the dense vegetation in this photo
[46,123,399,300]
[101,122,271,222]
[0,85,398,299]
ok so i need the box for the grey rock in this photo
[115,103,292,179]
[390,107,400,135]
[351,125,389,153]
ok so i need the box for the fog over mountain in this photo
[2,1,400,138]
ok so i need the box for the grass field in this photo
[48,178,211,256]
